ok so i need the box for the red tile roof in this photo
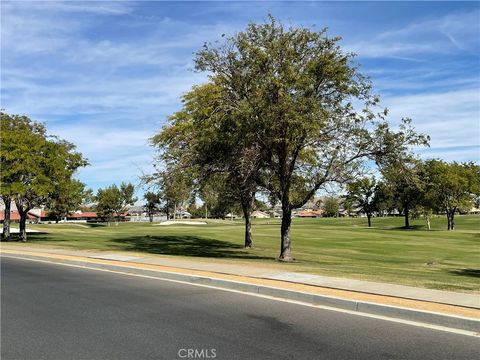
[68,212,98,218]
[298,210,323,217]
[0,211,40,221]
[67,212,128,218]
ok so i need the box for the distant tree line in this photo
[343,160,479,230]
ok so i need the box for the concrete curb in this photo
[2,252,479,333]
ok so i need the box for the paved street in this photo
[1,256,478,360]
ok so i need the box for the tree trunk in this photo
[447,209,455,230]
[18,211,27,242]
[241,196,254,248]
[243,210,253,248]
[404,205,410,228]
[205,204,208,219]
[279,204,293,261]
[173,203,177,220]
[367,213,372,227]
[2,197,11,241]
[426,216,431,230]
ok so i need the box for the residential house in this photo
[251,210,270,219]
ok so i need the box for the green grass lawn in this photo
[9,215,480,292]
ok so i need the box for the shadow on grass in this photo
[448,269,480,278]
[16,233,74,243]
[112,235,272,260]
[2,232,50,242]
[386,225,425,231]
[84,223,108,228]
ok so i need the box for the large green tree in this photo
[1,113,46,240]
[345,177,379,227]
[194,16,428,260]
[422,160,480,230]
[96,182,137,225]
[1,112,87,241]
[197,174,239,220]
[372,180,396,217]
[198,177,240,220]
[198,175,223,219]
[153,83,261,247]
[144,191,161,222]
[0,113,43,240]
[321,196,340,218]
[160,165,194,220]
[47,179,91,222]
[381,159,424,229]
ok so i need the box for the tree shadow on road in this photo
[112,235,272,260]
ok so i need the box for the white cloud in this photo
[418,146,479,163]
[42,1,135,15]
[346,10,480,59]
[3,1,134,16]
[372,72,479,94]
[49,123,156,190]
[1,2,236,192]
[2,1,479,192]
[383,88,479,161]
[1,1,134,55]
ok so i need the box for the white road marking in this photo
[2,254,479,338]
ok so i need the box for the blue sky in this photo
[2,1,479,196]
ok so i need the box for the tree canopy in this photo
[152,83,260,246]
[144,191,162,222]
[192,16,428,259]
[1,112,88,241]
[47,179,91,222]
[345,177,379,227]
[422,160,480,230]
[96,182,137,225]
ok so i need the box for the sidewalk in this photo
[1,243,479,332]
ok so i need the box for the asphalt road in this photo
[1,257,478,360]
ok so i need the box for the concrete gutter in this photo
[1,249,479,334]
